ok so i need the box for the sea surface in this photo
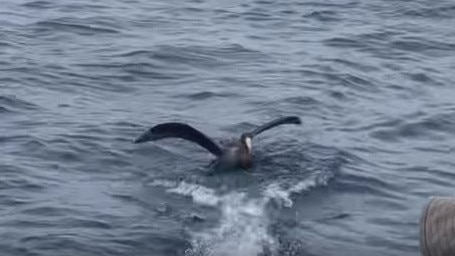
[1,0,455,255]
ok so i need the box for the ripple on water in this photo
[21,1,54,9]
[0,95,39,114]
[303,10,341,22]
[33,19,120,35]
[370,112,455,142]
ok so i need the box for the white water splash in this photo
[167,181,222,206]
[185,193,275,256]
[151,179,275,256]
[150,171,333,256]
[263,172,334,208]
[148,179,221,206]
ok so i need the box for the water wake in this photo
[150,169,334,256]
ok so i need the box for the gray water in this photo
[1,0,455,255]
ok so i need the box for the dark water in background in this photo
[1,0,455,255]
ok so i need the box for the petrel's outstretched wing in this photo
[134,123,223,157]
[249,116,301,138]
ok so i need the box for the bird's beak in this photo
[245,137,252,152]
[133,130,153,143]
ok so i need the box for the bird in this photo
[134,116,301,170]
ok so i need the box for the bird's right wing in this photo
[134,123,223,157]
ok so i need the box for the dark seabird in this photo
[134,116,301,170]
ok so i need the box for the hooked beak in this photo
[133,130,154,143]
[245,137,252,153]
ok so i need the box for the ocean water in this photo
[1,0,455,255]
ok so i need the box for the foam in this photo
[150,170,334,256]
[167,181,221,206]
[185,193,276,256]
[263,172,333,207]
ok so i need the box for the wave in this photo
[303,10,341,22]
[21,1,54,9]
[401,4,455,19]
[34,20,120,35]
[370,112,455,142]
[0,95,39,114]
[173,91,240,101]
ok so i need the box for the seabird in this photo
[134,116,301,170]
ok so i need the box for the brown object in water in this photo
[420,197,455,256]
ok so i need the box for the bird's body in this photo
[134,116,301,170]
[214,137,252,170]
